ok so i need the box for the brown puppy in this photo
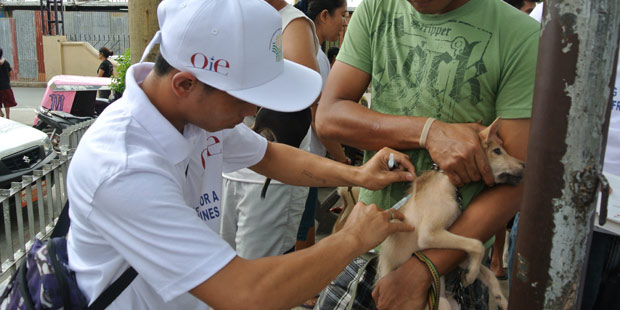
[332,186,361,234]
[377,117,524,310]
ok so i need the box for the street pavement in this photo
[7,87,47,126]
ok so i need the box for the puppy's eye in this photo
[493,148,502,155]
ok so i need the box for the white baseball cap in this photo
[140,0,322,112]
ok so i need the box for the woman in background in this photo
[97,47,113,99]
[295,0,348,308]
[0,48,17,119]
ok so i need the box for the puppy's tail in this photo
[260,178,272,199]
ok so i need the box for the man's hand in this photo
[372,257,431,310]
[357,147,415,190]
[338,202,414,254]
[425,121,496,187]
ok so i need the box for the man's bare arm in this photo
[316,61,495,187]
[190,200,414,310]
[316,61,427,151]
[250,142,415,190]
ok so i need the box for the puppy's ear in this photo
[479,117,502,145]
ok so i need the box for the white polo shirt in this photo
[66,62,268,309]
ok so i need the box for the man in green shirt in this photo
[316,0,539,309]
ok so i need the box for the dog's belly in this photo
[378,177,459,279]
[378,228,420,279]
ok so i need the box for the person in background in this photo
[503,0,539,14]
[97,47,113,99]
[0,48,17,119]
[294,1,348,307]
[220,0,322,262]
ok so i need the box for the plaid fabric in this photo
[316,253,489,310]
[315,254,378,310]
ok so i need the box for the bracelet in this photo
[419,118,436,149]
[413,251,440,310]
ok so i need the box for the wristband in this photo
[419,118,436,149]
[413,251,440,310]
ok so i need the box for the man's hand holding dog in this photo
[357,147,416,190]
[372,257,431,310]
[424,121,496,187]
[339,202,414,254]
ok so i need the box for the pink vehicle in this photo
[34,75,112,126]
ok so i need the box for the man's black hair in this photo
[154,53,174,76]
[99,47,113,58]
[154,53,215,92]
[304,0,347,22]
[0,48,4,59]
[503,0,539,10]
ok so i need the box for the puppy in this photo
[252,107,312,198]
[332,186,360,233]
[377,117,524,310]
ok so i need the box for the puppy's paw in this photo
[496,294,508,310]
[462,268,478,286]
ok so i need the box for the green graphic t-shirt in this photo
[338,0,540,209]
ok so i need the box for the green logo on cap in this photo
[271,33,283,62]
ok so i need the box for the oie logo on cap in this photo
[270,29,283,62]
[189,53,231,76]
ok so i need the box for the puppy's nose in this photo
[521,163,526,169]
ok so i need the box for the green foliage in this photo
[110,48,131,95]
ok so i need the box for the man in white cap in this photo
[65,0,415,309]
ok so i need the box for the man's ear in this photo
[170,71,198,98]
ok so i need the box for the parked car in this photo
[0,117,56,189]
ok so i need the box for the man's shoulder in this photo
[490,0,541,34]
[71,113,178,198]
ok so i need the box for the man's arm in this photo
[250,142,415,190]
[190,200,414,310]
[311,102,349,163]
[372,118,530,310]
[316,61,495,187]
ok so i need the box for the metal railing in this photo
[0,119,93,284]
[67,33,130,58]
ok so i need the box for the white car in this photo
[0,117,56,188]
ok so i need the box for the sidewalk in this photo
[8,86,47,126]
[11,81,47,88]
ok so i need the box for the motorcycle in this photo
[34,107,94,151]
[34,75,113,150]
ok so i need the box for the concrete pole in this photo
[509,1,620,309]
[128,0,160,64]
